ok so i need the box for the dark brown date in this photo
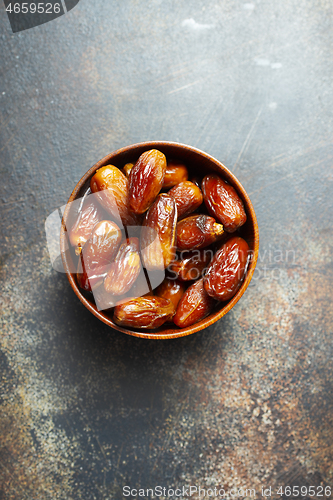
[202,174,247,232]
[113,296,175,329]
[173,278,215,328]
[77,220,122,291]
[82,220,122,270]
[141,194,177,270]
[104,237,141,295]
[204,236,249,301]
[168,181,203,219]
[168,249,212,281]
[155,277,186,309]
[129,149,167,214]
[163,160,188,188]
[69,197,103,252]
[90,165,139,226]
[176,214,224,251]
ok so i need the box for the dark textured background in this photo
[1,0,333,499]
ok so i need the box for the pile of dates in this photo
[69,149,250,330]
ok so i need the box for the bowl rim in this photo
[60,141,259,339]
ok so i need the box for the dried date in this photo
[202,174,247,232]
[168,181,203,219]
[69,197,103,252]
[113,296,175,329]
[176,214,224,250]
[204,236,249,301]
[77,220,122,291]
[163,160,188,188]
[173,278,215,328]
[129,149,167,214]
[90,165,139,226]
[141,194,177,270]
[155,277,186,309]
[104,237,141,295]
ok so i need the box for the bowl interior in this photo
[60,141,259,339]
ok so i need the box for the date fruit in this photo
[77,220,122,291]
[173,278,215,328]
[163,160,188,188]
[204,236,249,301]
[104,237,141,295]
[155,277,186,309]
[141,193,177,270]
[202,174,247,232]
[168,181,203,219]
[69,197,103,252]
[90,165,139,226]
[129,149,167,214]
[82,220,122,270]
[168,249,212,281]
[176,214,224,250]
[113,296,175,329]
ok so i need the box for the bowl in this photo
[60,141,259,339]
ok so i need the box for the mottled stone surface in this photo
[0,0,333,499]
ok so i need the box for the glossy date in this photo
[173,278,215,328]
[104,237,141,295]
[202,174,247,232]
[141,194,177,270]
[113,296,175,329]
[90,165,139,226]
[204,236,249,301]
[176,214,224,250]
[168,181,203,219]
[129,149,167,214]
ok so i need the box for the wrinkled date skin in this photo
[69,197,103,251]
[104,237,141,295]
[168,181,203,219]
[168,249,212,281]
[202,174,247,232]
[129,149,167,214]
[82,220,122,269]
[113,296,175,329]
[173,277,215,328]
[155,277,186,309]
[176,214,224,251]
[90,165,139,226]
[163,160,188,188]
[141,194,177,270]
[77,220,122,291]
[204,236,249,301]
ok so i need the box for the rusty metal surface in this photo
[0,0,333,498]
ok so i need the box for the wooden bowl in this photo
[60,141,259,339]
